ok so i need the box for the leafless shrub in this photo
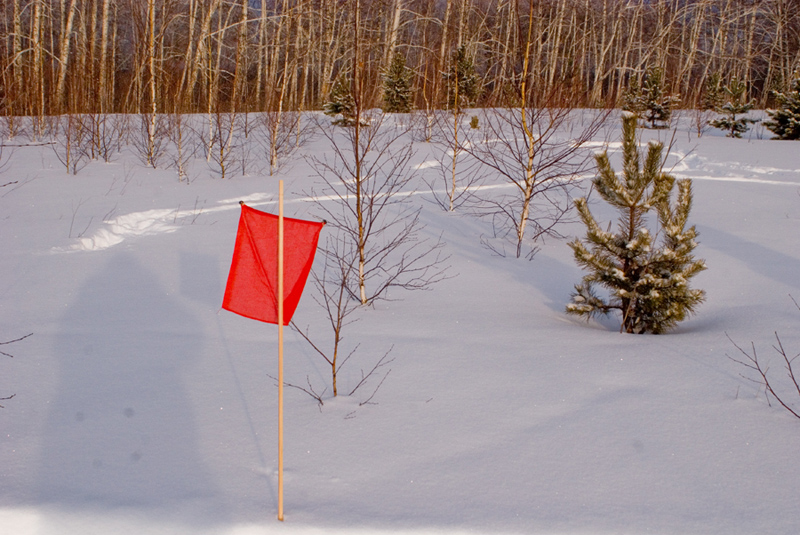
[425,109,483,212]
[165,113,196,182]
[287,234,394,405]
[52,114,92,175]
[85,113,123,163]
[0,141,13,176]
[203,111,241,179]
[132,112,168,169]
[0,114,25,140]
[68,198,93,238]
[410,109,436,143]
[691,108,716,138]
[258,110,311,176]
[728,297,800,420]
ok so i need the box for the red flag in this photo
[222,203,324,325]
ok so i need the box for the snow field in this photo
[1,110,800,534]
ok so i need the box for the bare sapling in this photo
[309,111,450,306]
[133,112,167,169]
[464,104,609,259]
[204,110,240,179]
[259,110,309,176]
[426,109,483,212]
[238,113,257,176]
[410,72,436,143]
[432,45,482,212]
[464,0,609,258]
[52,114,92,175]
[166,113,195,182]
[288,234,394,405]
[87,113,122,163]
[727,297,800,420]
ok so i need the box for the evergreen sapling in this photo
[623,67,679,129]
[445,46,480,114]
[567,113,706,334]
[764,74,800,140]
[382,53,414,114]
[702,72,724,111]
[324,75,357,126]
[709,78,758,138]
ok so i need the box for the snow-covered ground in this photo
[1,110,799,534]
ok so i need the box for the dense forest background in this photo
[2,0,799,120]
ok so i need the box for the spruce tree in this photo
[445,46,480,114]
[622,67,679,129]
[764,74,800,140]
[567,114,706,334]
[701,72,724,111]
[709,78,758,138]
[382,52,413,113]
[621,73,641,114]
[324,74,357,126]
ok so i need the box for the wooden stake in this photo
[277,180,285,521]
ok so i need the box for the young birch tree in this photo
[464,1,608,258]
[309,0,447,306]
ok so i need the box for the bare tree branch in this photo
[727,321,800,420]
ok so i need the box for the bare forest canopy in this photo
[2,0,799,118]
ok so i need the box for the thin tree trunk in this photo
[352,0,368,305]
[55,0,79,112]
[384,0,403,69]
[12,0,23,113]
[98,0,112,113]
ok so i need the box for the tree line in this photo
[1,0,799,120]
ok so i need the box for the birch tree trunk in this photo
[384,0,403,70]
[55,0,79,112]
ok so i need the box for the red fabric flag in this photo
[222,203,324,325]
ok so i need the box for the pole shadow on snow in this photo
[36,253,228,525]
[180,250,273,481]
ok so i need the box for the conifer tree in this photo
[764,74,800,140]
[324,75,357,126]
[621,73,641,114]
[701,72,724,111]
[382,53,413,113]
[623,67,679,129]
[567,114,706,334]
[445,46,480,114]
[709,78,758,138]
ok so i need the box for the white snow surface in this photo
[2,111,800,534]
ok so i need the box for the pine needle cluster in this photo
[764,74,800,140]
[567,114,706,334]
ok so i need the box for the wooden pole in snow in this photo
[278,180,285,521]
